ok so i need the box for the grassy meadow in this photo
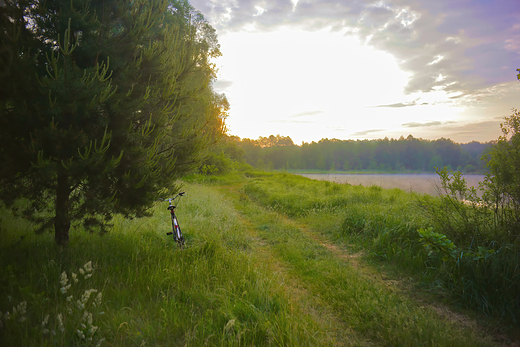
[0,171,517,346]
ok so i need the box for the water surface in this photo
[299,173,485,196]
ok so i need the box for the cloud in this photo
[372,99,421,108]
[290,110,324,117]
[351,129,385,136]
[267,119,314,123]
[402,121,442,128]
[437,120,503,143]
[191,0,520,97]
[212,79,233,91]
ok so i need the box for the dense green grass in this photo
[0,183,326,346]
[1,172,516,346]
[241,172,520,327]
[223,184,492,346]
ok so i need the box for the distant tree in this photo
[464,164,476,173]
[316,155,326,171]
[0,0,225,245]
[237,134,474,173]
[460,141,488,159]
[256,158,266,170]
[239,138,261,165]
[258,134,294,148]
[433,138,461,169]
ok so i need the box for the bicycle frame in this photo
[163,192,185,249]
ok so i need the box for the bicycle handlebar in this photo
[158,192,186,204]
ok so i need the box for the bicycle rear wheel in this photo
[173,216,184,249]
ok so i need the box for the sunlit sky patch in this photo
[191,0,520,144]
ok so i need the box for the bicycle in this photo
[159,192,186,249]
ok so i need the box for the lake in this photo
[299,173,486,196]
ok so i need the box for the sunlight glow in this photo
[214,26,469,143]
[428,55,445,65]
[290,0,299,12]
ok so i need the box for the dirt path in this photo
[220,186,373,346]
[218,184,506,347]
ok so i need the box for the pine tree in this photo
[0,0,226,245]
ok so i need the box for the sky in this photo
[189,0,520,144]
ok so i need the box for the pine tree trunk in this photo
[55,171,71,246]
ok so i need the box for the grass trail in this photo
[218,186,371,346]
[0,177,501,346]
[218,183,495,347]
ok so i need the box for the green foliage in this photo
[233,135,491,172]
[482,108,520,233]
[418,227,456,261]
[422,126,520,321]
[424,167,494,245]
[422,102,520,319]
[417,227,497,262]
[197,135,251,175]
[0,0,226,244]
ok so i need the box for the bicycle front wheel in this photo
[173,216,184,249]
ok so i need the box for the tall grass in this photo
[242,172,520,326]
[243,173,428,264]
[229,175,493,346]
[0,183,327,346]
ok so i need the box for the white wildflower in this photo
[42,314,49,327]
[13,301,27,322]
[87,312,93,326]
[83,261,93,273]
[76,300,85,310]
[89,326,99,335]
[80,289,97,306]
[43,328,49,334]
[77,329,86,339]
[79,268,85,275]
[60,284,71,294]
[18,301,27,315]
[94,292,102,307]
[60,272,68,287]
[66,295,73,302]
[57,313,64,332]
[84,273,92,279]
[72,273,78,283]
[95,337,105,347]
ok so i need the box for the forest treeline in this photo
[206,134,493,173]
